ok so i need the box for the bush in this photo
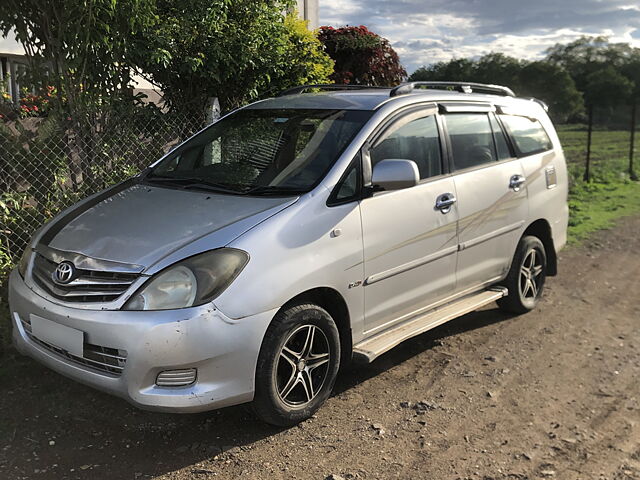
[318,25,406,86]
[133,1,334,112]
[260,13,334,97]
[18,86,56,118]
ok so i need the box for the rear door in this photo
[360,106,459,334]
[443,108,528,291]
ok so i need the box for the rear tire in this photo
[252,303,340,427]
[498,235,547,314]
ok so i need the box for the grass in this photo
[557,124,633,177]
[568,180,640,242]
[556,124,640,243]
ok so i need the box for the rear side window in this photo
[499,115,553,156]
[444,113,496,170]
[370,115,443,180]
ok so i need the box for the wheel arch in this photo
[523,219,557,276]
[278,287,353,367]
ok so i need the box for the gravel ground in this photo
[1,216,639,480]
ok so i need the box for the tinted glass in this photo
[490,114,512,160]
[499,115,553,156]
[147,109,373,195]
[445,113,497,170]
[370,115,442,180]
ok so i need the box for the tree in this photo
[410,54,583,123]
[318,26,406,86]
[582,67,634,181]
[410,58,475,82]
[410,54,522,89]
[133,1,333,112]
[0,0,155,111]
[474,53,523,88]
[546,36,613,92]
[518,61,584,123]
[0,0,157,188]
[547,36,640,179]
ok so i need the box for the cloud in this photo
[320,0,640,73]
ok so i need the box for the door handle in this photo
[509,174,526,192]
[435,193,456,214]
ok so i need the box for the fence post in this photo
[630,102,638,181]
[584,105,593,182]
[206,97,221,126]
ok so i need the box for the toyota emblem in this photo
[53,261,76,284]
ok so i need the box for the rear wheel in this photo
[253,303,340,426]
[498,235,547,314]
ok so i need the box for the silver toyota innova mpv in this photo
[10,82,568,425]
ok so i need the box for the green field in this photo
[556,124,640,242]
[558,125,633,180]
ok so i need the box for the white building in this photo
[297,0,319,29]
[0,44,28,103]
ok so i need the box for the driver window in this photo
[370,115,443,180]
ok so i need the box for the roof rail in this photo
[276,84,390,97]
[525,97,549,112]
[390,81,516,98]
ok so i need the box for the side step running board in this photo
[352,287,507,363]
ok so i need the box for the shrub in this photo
[262,13,334,95]
[18,86,56,118]
[318,25,406,86]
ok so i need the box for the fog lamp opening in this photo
[156,368,197,387]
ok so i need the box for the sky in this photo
[3,1,640,77]
[320,0,640,74]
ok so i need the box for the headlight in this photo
[18,247,33,279]
[122,248,249,311]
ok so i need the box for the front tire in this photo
[253,303,340,426]
[498,235,547,314]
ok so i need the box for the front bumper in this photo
[8,269,276,413]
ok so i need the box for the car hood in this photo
[44,183,297,269]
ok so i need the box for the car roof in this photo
[246,88,534,112]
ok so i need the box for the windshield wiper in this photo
[242,185,307,196]
[182,182,246,195]
[144,175,244,195]
[144,175,305,196]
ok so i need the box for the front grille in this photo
[19,316,127,376]
[32,253,139,303]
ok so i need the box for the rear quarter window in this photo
[499,115,553,157]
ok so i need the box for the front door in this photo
[361,108,458,334]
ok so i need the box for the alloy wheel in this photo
[519,247,544,300]
[276,324,331,407]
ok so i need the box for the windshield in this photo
[146,108,373,195]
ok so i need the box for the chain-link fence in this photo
[1,110,205,279]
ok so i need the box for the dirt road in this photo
[1,216,639,480]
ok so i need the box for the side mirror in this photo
[371,159,419,191]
